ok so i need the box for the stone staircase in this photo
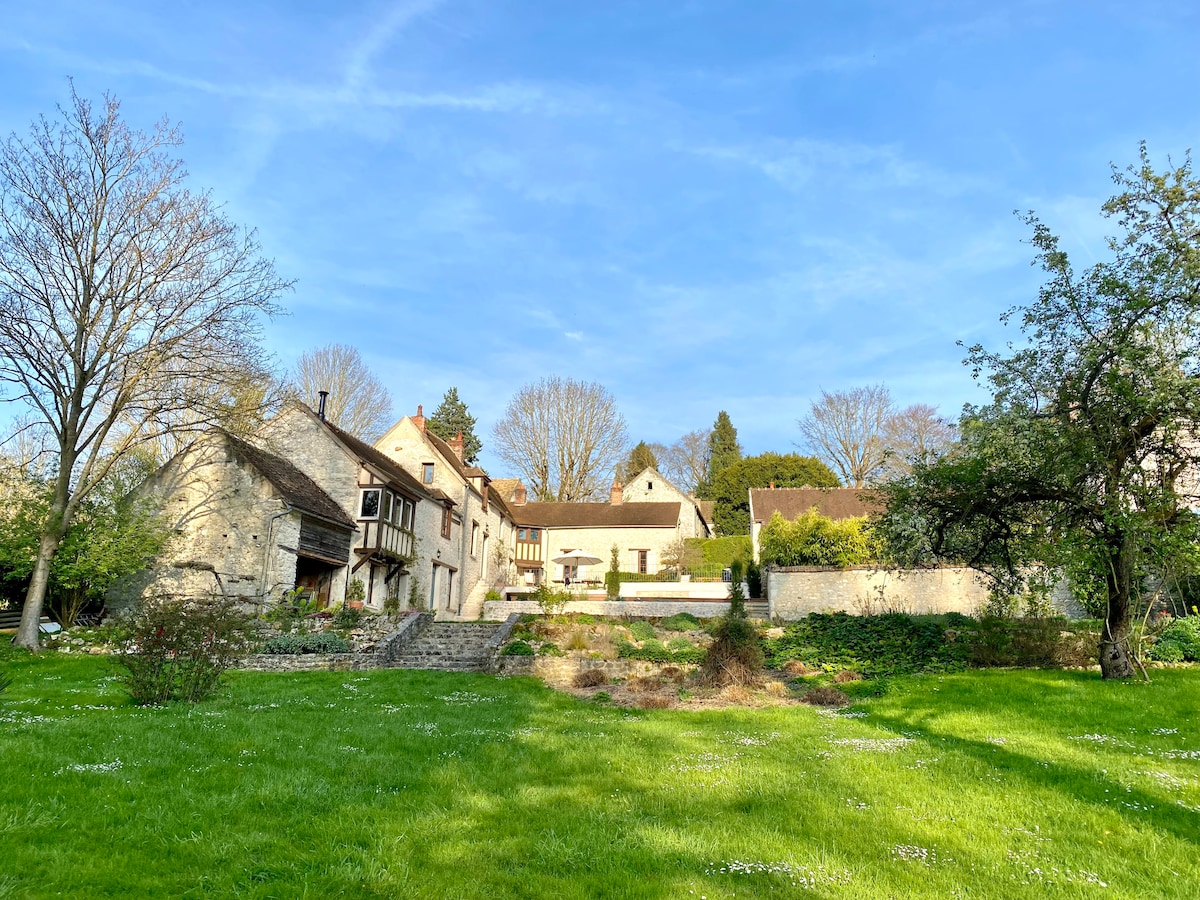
[746,600,770,619]
[385,615,505,672]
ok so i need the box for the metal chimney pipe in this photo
[317,390,329,420]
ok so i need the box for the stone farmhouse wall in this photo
[767,566,989,618]
[111,438,304,610]
[542,524,686,582]
[619,468,707,538]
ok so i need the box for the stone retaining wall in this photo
[483,599,730,619]
[493,654,689,686]
[241,653,371,672]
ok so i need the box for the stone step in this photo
[384,619,503,672]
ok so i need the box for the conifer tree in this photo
[697,411,742,498]
[622,441,659,481]
[427,388,482,464]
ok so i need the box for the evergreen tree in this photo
[697,411,742,498]
[427,388,482,464]
[622,441,659,481]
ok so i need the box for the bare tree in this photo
[492,376,628,501]
[292,343,393,441]
[880,403,957,480]
[797,385,895,487]
[653,429,711,494]
[0,88,288,650]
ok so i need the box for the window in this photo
[637,550,649,574]
[529,528,540,542]
[647,480,653,490]
[381,491,392,522]
[441,505,452,539]
[422,462,435,484]
[360,489,380,518]
[470,522,479,558]
[517,528,527,541]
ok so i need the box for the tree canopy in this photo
[427,387,482,464]
[492,376,628,501]
[293,343,392,441]
[873,145,1200,678]
[621,441,659,482]
[706,452,839,534]
[0,88,288,649]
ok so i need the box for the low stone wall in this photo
[767,566,1089,620]
[241,653,371,672]
[482,599,730,620]
[493,654,689,685]
[373,611,431,664]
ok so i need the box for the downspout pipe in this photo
[260,501,294,610]
[457,482,472,615]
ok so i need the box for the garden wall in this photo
[482,599,731,620]
[766,566,1084,619]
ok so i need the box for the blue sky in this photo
[2,1,1198,478]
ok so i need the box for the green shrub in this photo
[702,561,764,685]
[763,612,966,677]
[628,621,656,642]
[114,597,258,705]
[591,691,611,703]
[660,612,701,632]
[758,510,876,568]
[666,637,693,652]
[966,617,1069,668]
[484,590,503,603]
[332,605,362,629]
[688,535,753,568]
[262,632,351,655]
[501,640,535,657]
[538,642,565,657]
[1148,615,1200,662]
[530,583,572,617]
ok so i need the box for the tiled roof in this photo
[489,478,523,502]
[697,500,715,526]
[513,502,682,528]
[324,421,453,503]
[224,434,355,529]
[749,487,878,524]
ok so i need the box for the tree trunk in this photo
[1098,532,1136,680]
[13,530,65,651]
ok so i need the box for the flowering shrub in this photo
[1148,614,1200,662]
[114,596,257,704]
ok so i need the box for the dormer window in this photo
[422,462,435,484]
[360,489,381,519]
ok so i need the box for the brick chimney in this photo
[448,431,465,462]
[413,404,426,432]
[512,484,527,506]
[610,480,623,505]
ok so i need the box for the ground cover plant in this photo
[5,646,1197,898]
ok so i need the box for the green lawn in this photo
[2,647,1198,898]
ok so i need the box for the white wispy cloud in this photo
[343,0,446,90]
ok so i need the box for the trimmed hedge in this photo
[261,632,351,655]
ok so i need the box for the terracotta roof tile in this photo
[514,502,681,528]
[749,487,878,523]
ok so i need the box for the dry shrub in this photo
[783,659,811,675]
[764,680,789,697]
[635,695,672,710]
[703,658,760,688]
[832,669,862,683]
[626,674,661,694]
[801,686,851,707]
[565,628,589,652]
[718,683,755,705]
[573,668,608,688]
[659,665,684,683]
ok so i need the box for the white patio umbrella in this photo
[551,550,603,568]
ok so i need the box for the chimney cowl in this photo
[317,390,329,421]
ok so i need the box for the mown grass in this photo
[2,645,1198,898]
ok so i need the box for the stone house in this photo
[748,486,878,562]
[264,402,458,613]
[506,476,713,585]
[112,430,357,609]
[618,466,713,538]
[374,406,516,619]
